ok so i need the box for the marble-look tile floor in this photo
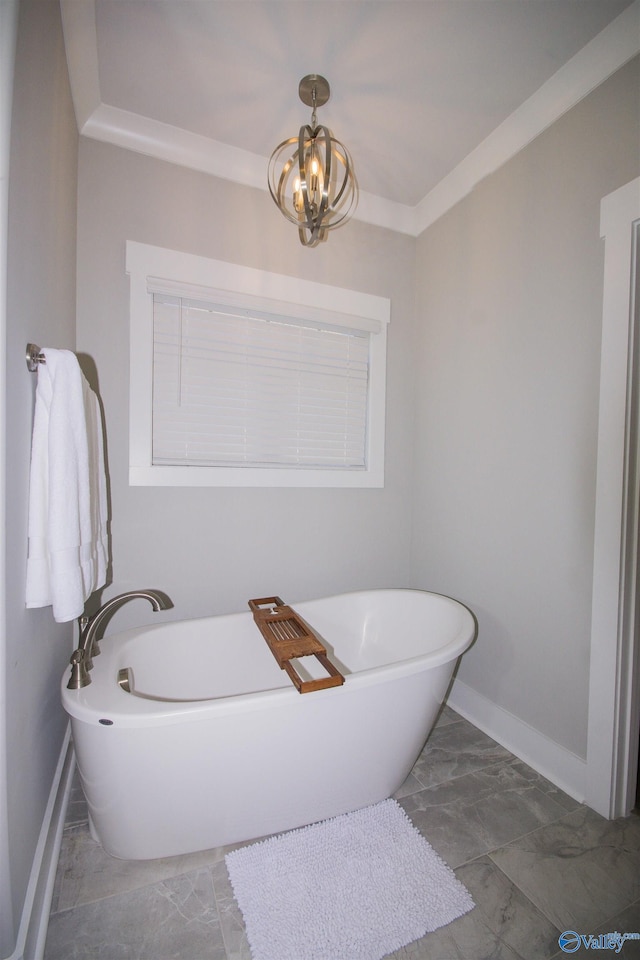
[44,708,640,960]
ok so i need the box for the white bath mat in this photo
[225,798,474,960]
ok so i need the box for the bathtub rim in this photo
[61,588,477,729]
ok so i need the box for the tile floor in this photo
[44,707,640,960]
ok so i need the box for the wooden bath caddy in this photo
[248,597,345,694]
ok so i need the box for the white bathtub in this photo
[62,589,476,860]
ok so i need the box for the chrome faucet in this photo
[67,589,173,690]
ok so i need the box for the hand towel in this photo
[26,348,109,622]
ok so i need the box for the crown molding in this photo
[61,0,639,238]
[83,103,269,192]
[415,0,640,234]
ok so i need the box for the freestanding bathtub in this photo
[62,589,476,860]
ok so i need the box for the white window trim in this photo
[126,241,390,487]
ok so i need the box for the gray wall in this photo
[411,56,640,759]
[75,141,417,629]
[3,0,78,955]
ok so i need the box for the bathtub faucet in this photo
[67,590,173,690]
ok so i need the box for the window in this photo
[126,242,390,487]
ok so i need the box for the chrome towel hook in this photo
[26,343,45,372]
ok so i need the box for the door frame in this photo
[587,177,640,818]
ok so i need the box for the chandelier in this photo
[268,75,357,248]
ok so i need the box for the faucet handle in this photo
[67,648,91,689]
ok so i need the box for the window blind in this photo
[152,294,371,470]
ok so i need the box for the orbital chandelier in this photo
[268,75,357,247]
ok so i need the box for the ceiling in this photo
[61,0,639,234]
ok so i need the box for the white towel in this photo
[25,348,109,622]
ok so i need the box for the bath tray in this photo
[248,597,345,694]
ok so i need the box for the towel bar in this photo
[26,343,45,372]
[249,596,345,694]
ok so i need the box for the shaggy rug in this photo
[225,798,474,960]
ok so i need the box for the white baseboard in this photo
[3,726,74,960]
[447,679,587,805]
